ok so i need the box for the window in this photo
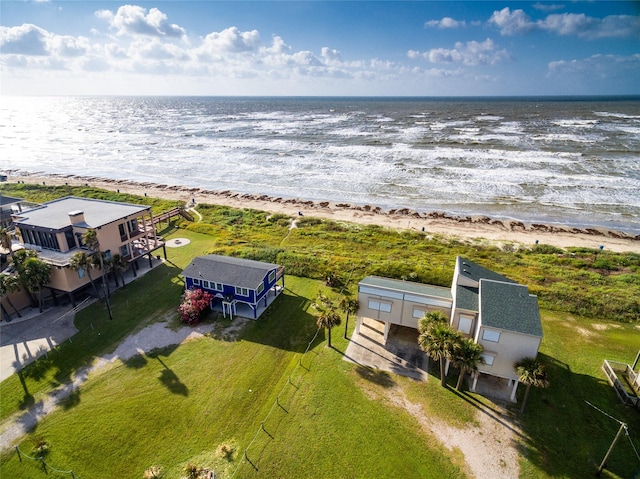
[118,223,127,240]
[481,353,495,366]
[193,278,201,286]
[77,267,85,279]
[482,329,501,343]
[212,282,224,292]
[257,283,264,295]
[105,250,111,261]
[268,270,276,283]
[119,244,130,257]
[368,299,392,313]
[412,308,425,319]
[235,287,249,296]
[202,280,210,289]
[458,315,473,335]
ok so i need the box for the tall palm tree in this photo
[10,248,38,306]
[109,254,128,288]
[451,337,484,391]
[339,296,359,339]
[515,357,550,413]
[0,272,22,318]
[23,257,51,312]
[70,251,100,299]
[314,294,342,348]
[0,226,14,261]
[418,310,449,334]
[418,322,459,387]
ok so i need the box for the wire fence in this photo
[229,325,323,478]
[14,445,78,478]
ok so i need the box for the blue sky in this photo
[1,1,639,96]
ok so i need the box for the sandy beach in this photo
[4,170,640,253]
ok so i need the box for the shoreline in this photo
[4,170,640,253]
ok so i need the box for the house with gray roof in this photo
[181,255,284,320]
[357,256,543,402]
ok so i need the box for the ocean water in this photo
[1,96,639,234]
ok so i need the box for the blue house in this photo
[181,255,285,319]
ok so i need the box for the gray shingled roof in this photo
[479,279,543,337]
[13,196,149,230]
[455,284,479,312]
[457,256,515,285]
[182,255,281,290]
[360,275,452,300]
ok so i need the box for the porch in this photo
[209,285,284,320]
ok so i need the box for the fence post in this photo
[15,446,21,462]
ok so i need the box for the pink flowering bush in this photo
[178,288,213,325]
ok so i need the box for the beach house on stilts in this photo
[356,256,543,402]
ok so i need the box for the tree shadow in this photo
[147,348,188,396]
[514,353,640,479]
[355,365,395,388]
[239,288,319,353]
[122,353,148,369]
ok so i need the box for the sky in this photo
[1,1,639,96]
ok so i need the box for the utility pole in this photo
[586,401,632,477]
[597,421,627,477]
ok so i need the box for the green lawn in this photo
[0,255,466,478]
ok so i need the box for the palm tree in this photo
[23,257,51,312]
[109,254,128,288]
[83,229,112,319]
[418,310,449,334]
[339,296,359,339]
[10,248,38,306]
[0,272,22,318]
[313,294,342,348]
[418,322,459,387]
[515,357,550,413]
[70,251,100,299]
[0,226,14,261]
[451,337,484,391]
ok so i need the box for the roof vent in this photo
[462,262,469,266]
[463,269,470,274]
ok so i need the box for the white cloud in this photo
[533,3,564,13]
[96,5,186,38]
[198,26,261,59]
[489,7,640,39]
[425,17,466,29]
[488,8,536,36]
[409,38,509,66]
[0,24,49,56]
[548,53,640,76]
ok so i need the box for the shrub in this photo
[178,288,213,325]
[143,465,164,479]
[216,442,234,461]
[31,437,50,458]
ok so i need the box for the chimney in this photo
[68,210,86,225]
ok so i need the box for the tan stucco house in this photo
[357,256,543,401]
[10,196,165,305]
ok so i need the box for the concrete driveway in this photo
[0,304,82,382]
[344,316,429,381]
